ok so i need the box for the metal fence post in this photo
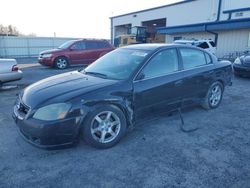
[27,37,30,57]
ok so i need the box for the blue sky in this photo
[0,0,180,38]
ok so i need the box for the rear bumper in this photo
[0,70,23,83]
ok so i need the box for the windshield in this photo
[58,40,77,49]
[83,48,149,80]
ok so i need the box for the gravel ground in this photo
[0,62,250,188]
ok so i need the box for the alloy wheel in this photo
[56,58,67,69]
[209,85,222,107]
[90,111,121,144]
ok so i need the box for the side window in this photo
[205,52,212,64]
[197,42,209,49]
[98,41,111,48]
[86,41,98,49]
[142,49,179,79]
[180,48,207,69]
[71,41,86,50]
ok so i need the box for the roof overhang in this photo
[157,18,250,34]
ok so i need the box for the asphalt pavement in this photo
[0,61,250,188]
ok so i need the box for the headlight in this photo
[234,58,242,65]
[42,53,52,58]
[33,103,71,121]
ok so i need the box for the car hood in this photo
[40,48,64,54]
[21,71,117,108]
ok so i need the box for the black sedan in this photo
[13,44,233,149]
[233,52,250,77]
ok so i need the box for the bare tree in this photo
[0,24,23,36]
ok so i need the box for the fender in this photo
[80,98,134,127]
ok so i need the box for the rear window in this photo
[209,41,216,47]
[197,42,209,49]
[180,48,207,69]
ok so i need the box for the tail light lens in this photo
[12,65,19,71]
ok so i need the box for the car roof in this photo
[76,39,109,42]
[175,39,212,43]
[121,43,197,51]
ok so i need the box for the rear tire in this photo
[201,81,224,110]
[82,104,127,149]
[54,56,69,69]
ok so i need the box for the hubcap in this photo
[91,111,121,144]
[209,85,222,107]
[56,58,67,69]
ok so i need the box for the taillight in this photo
[12,65,19,71]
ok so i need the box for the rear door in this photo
[133,48,184,119]
[178,47,215,100]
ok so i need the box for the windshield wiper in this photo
[84,71,108,79]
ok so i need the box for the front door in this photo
[133,48,184,120]
[69,41,87,64]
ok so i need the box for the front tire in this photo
[82,105,127,149]
[201,81,224,110]
[54,56,69,69]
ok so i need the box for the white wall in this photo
[223,0,250,11]
[165,32,215,43]
[165,29,250,58]
[112,0,219,40]
[220,0,250,20]
[111,0,250,58]
[216,29,250,58]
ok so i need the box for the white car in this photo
[174,39,217,55]
[0,59,23,86]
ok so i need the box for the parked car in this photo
[38,39,114,69]
[0,59,22,86]
[174,39,216,55]
[233,51,250,77]
[13,44,232,149]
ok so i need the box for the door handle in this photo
[175,80,183,86]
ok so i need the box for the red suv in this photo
[38,39,114,69]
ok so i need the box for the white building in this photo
[110,0,250,58]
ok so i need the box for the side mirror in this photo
[136,72,145,81]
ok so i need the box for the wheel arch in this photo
[53,55,70,66]
[82,99,133,128]
[214,79,225,91]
